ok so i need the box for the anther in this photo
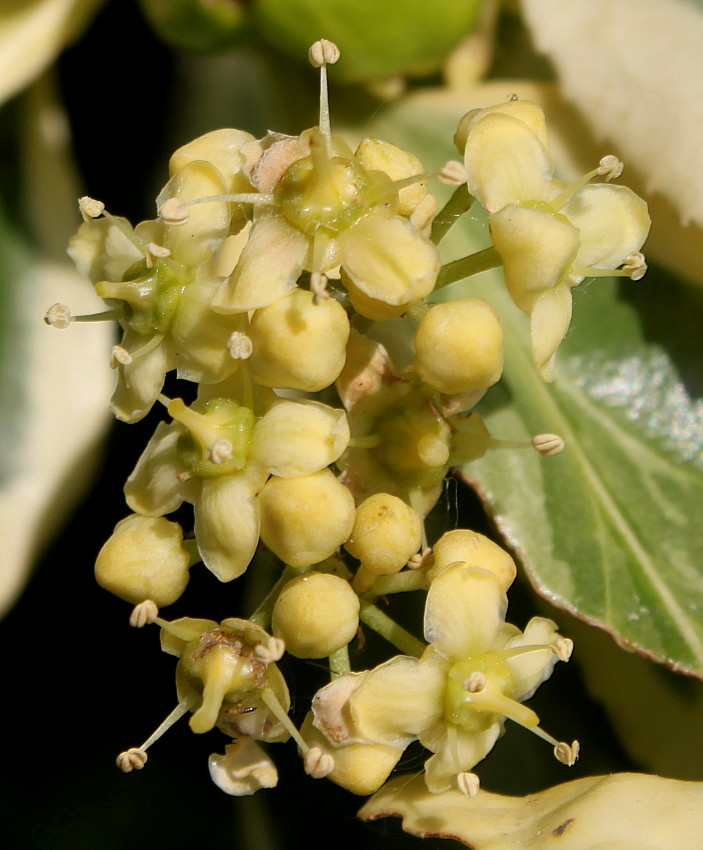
[253,636,286,664]
[457,771,480,798]
[303,746,335,779]
[554,740,580,766]
[622,251,647,280]
[532,433,565,456]
[207,438,234,465]
[158,197,190,226]
[597,155,624,181]
[145,242,171,268]
[111,345,133,368]
[227,331,253,360]
[78,195,105,221]
[554,636,574,662]
[407,547,433,570]
[116,747,148,772]
[129,600,159,628]
[438,160,467,187]
[308,39,340,68]
[463,671,487,693]
[44,303,72,329]
[310,272,330,304]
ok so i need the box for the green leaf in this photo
[366,89,703,676]
[359,772,703,848]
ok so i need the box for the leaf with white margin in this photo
[521,0,703,228]
[366,85,703,677]
[0,0,104,106]
[358,772,703,849]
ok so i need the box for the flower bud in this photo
[413,298,504,395]
[258,469,356,568]
[427,529,517,592]
[344,493,422,575]
[248,289,350,391]
[94,514,190,606]
[272,573,359,658]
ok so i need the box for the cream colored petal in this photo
[565,183,651,270]
[354,138,427,216]
[111,332,176,424]
[464,113,553,212]
[124,421,194,516]
[489,205,580,313]
[505,617,561,702]
[212,213,308,313]
[349,655,445,748]
[194,474,260,582]
[67,217,143,285]
[340,211,439,310]
[312,673,368,745]
[424,566,507,659]
[160,617,219,656]
[170,278,242,384]
[529,284,573,383]
[158,160,230,266]
[251,399,350,477]
[422,722,503,793]
[169,129,255,189]
[301,713,403,797]
[455,100,550,155]
[208,739,278,796]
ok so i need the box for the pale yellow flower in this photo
[457,99,651,380]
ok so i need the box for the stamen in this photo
[532,433,565,456]
[368,172,433,205]
[183,192,276,208]
[110,345,132,368]
[463,671,487,693]
[622,251,647,280]
[116,748,147,773]
[597,155,624,181]
[308,39,340,139]
[554,637,574,662]
[407,547,433,570]
[44,303,72,329]
[303,747,335,779]
[78,195,105,221]
[252,636,286,664]
[116,701,191,772]
[260,687,309,752]
[158,197,190,226]
[145,242,171,268]
[438,160,467,187]
[310,272,330,304]
[457,771,480,798]
[129,599,159,628]
[227,331,253,360]
[120,334,164,364]
[554,740,580,766]
[207,438,234,465]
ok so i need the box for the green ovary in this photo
[444,653,539,733]
[173,397,256,478]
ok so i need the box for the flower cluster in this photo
[49,40,648,809]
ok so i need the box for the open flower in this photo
[456,99,650,380]
[312,564,575,794]
[68,131,254,422]
[124,386,350,581]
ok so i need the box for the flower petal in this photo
[565,183,651,270]
[194,473,260,581]
[124,421,194,516]
[464,112,553,212]
[212,212,308,313]
[489,204,580,312]
[349,655,445,748]
[208,738,278,796]
[422,722,503,793]
[111,330,176,424]
[505,617,561,702]
[529,284,573,382]
[424,565,507,659]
